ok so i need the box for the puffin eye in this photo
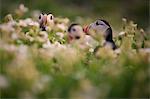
[96,21,104,26]
[72,28,76,32]
[96,21,99,25]
[50,16,53,20]
[39,15,41,19]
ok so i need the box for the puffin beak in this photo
[42,16,47,26]
[40,15,47,31]
[83,25,89,35]
[67,34,73,43]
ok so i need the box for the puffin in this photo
[67,23,85,43]
[67,23,98,50]
[83,19,117,50]
[38,13,54,31]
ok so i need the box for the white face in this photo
[39,13,54,30]
[47,14,54,24]
[69,25,84,40]
[39,14,44,23]
[89,20,109,35]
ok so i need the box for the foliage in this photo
[0,4,149,98]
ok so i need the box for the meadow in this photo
[0,4,149,98]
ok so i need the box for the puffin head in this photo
[39,13,54,31]
[68,23,85,43]
[84,19,117,50]
[83,19,113,41]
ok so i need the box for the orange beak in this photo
[67,34,73,43]
[42,16,47,26]
[40,15,47,31]
[83,25,89,35]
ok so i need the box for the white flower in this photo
[56,23,67,31]
[25,33,34,42]
[119,31,126,36]
[15,4,28,17]
[18,4,28,13]
[0,21,16,33]
[42,40,51,48]
[89,48,94,53]
[32,75,52,93]
[0,75,9,88]
[122,18,127,22]
[139,48,150,53]
[5,14,14,22]
[53,42,62,48]
[48,42,67,50]
[55,17,70,24]
[11,33,18,40]
[38,31,48,40]
[0,24,14,32]
[18,18,39,27]
[18,20,27,27]
[61,18,70,24]
[29,21,39,27]
[43,40,67,49]
[56,32,64,39]
[84,35,98,48]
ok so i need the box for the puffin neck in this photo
[104,28,117,50]
[105,27,113,42]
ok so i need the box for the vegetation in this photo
[0,4,149,98]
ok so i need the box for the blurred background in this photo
[0,0,149,30]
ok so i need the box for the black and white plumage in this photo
[38,13,54,31]
[67,23,98,50]
[83,19,117,50]
[67,24,84,43]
